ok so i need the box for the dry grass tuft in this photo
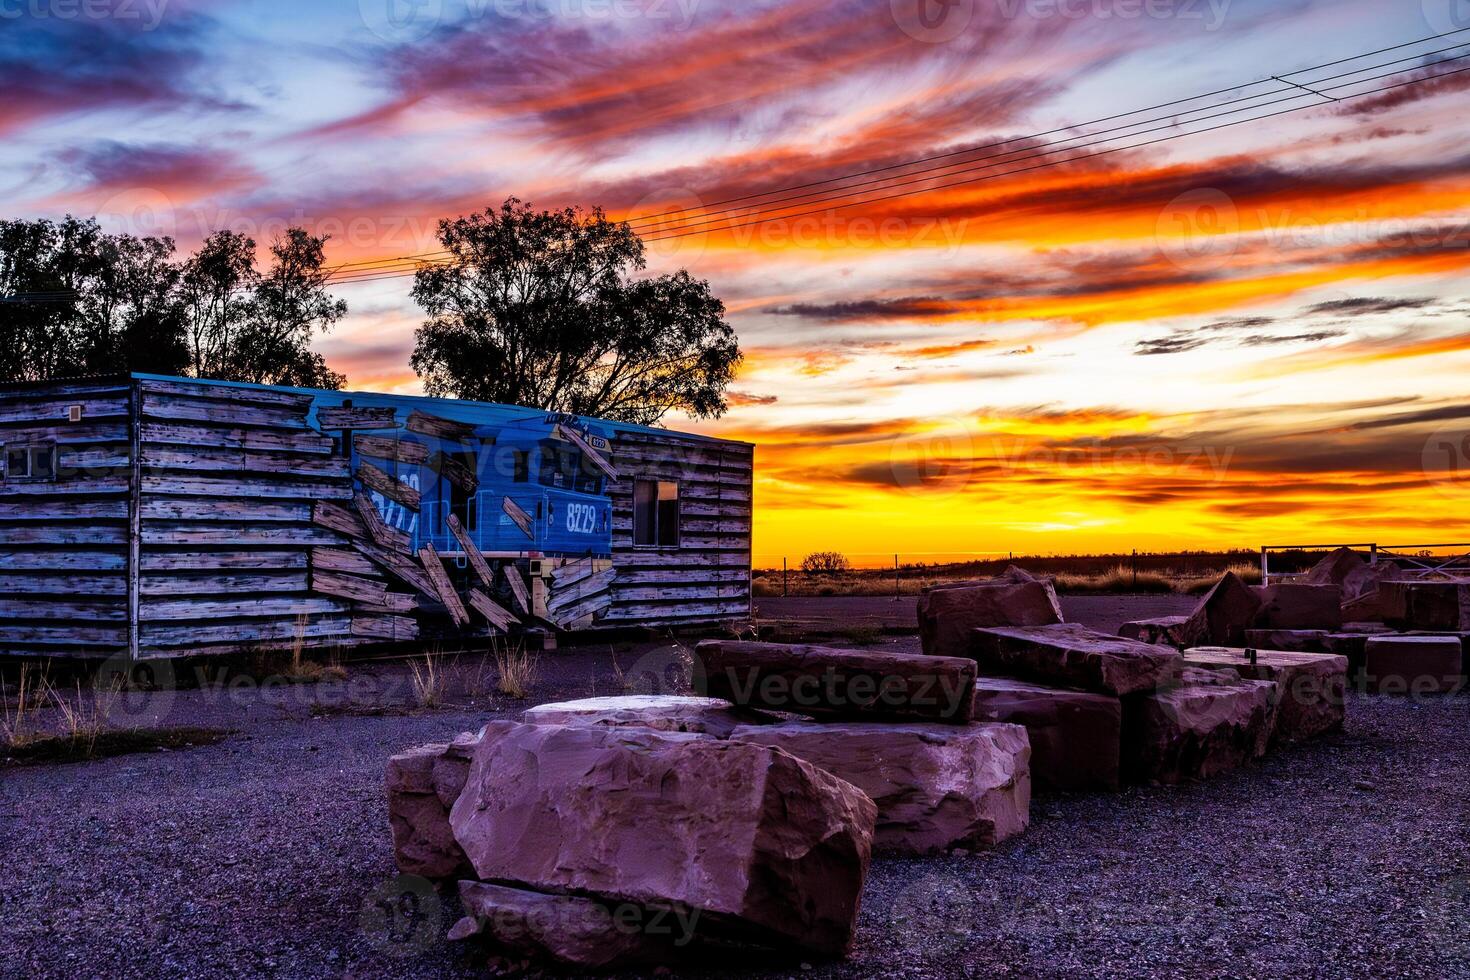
[2,663,43,749]
[493,638,539,699]
[409,652,447,709]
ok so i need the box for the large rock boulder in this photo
[1118,616,1188,646]
[1243,629,1328,653]
[1121,668,1277,784]
[695,640,976,723]
[1177,572,1261,648]
[971,677,1122,791]
[1362,635,1464,694]
[1183,647,1347,743]
[1381,580,1470,632]
[917,566,1063,659]
[1303,547,1365,588]
[449,721,877,957]
[521,695,766,737]
[730,720,1030,855]
[450,881,696,970]
[970,623,1180,696]
[386,733,478,879]
[1252,583,1343,631]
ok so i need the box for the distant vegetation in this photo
[800,551,852,575]
[754,550,1283,597]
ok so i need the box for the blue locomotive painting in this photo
[307,391,617,560]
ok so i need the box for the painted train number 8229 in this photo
[564,502,599,534]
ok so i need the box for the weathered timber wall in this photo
[0,381,132,658]
[603,430,753,627]
[134,378,412,658]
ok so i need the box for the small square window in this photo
[633,479,680,547]
[5,446,27,479]
[30,446,54,480]
[4,443,55,481]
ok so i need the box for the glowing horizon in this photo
[7,0,1470,561]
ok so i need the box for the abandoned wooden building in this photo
[0,374,754,660]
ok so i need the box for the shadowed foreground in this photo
[2,600,1466,978]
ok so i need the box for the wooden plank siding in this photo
[601,430,753,627]
[0,375,753,659]
[0,381,131,657]
[131,377,411,658]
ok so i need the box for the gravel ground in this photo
[2,597,1467,979]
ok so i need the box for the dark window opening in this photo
[4,443,55,481]
[440,450,477,532]
[633,479,679,547]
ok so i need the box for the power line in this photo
[623,40,1470,236]
[317,26,1470,276]
[10,31,1468,303]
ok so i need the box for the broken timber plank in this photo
[466,588,517,631]
[406,409,477,443]
[557,424,620,481]
[550,556,595,588]
[358,461,421,510]
[419,542,470,627]
[312,501,367,539]
[317,406,399,430]
[312,570,389,604]
[502,496,534,539]
[311,547,378,576]
[357,592,417,614]
[355,491,411,554]
[432,451,479,493]
[355,540,437,597]
[354,434,429,465]
[352,615,418,640]
[445,513,494,588]
[503,564,530,615]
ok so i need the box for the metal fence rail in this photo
[1260,541,1470,586]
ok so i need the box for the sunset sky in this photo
[7,0,1470,564]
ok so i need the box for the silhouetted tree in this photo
[410,198,740,424]
[0,216,188,381]
[0,218,346,387]
[181,228,345,389]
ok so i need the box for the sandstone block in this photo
[971,677,1122,791]
[1121,669,1277,784]
[730,720,1030,854]
[1183,646,1346,743]
[1362,635,1464,694]
[449,721,877,957]
[918,567,1063,659]
[970,623,1180,696]
[696,640,976,723]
